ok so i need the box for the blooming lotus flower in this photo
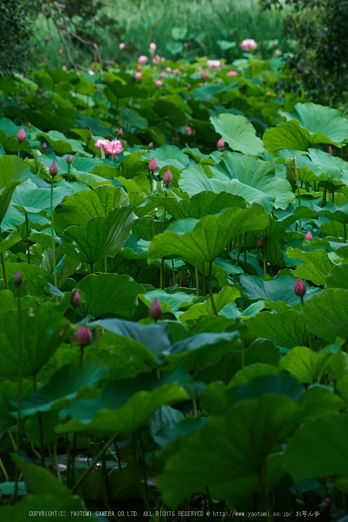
[149,42,156,50]
[138,55,148,64]
[75,326,93,347]
[294,278,306,298]
[149,298,162,321]
[148,157,157,173]
[240,39,257,52]
[217,138,224,151]
[70,290,81,308]
[16,128,26,143]
[226,71,237,76]
[162,169,173,186]
[103,139,124,156]
[207,60,220,71]
[135,72,142,81]
[119,43,125,50]
[305,231,312,242]
[49,161,58,178]
[155,80,162,88]
[95,139,108,151]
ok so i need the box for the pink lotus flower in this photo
[266,91,271,97]
[207,60,220,71]
[294,278,306,298]
[201,71,207,80]
[119,43,125,50]
[137,64,142,71]
[184,124,195,136]
[45,36,49,43]
[240,39,257,52]
[326,145,333,155]
[166,67,172,73]
[117,128,123,135]
[49,161,58,178]
[149,298,162,321]
[149,42,156,50]
[148,157,157,173]
[175,68,180,75]
[95,139,124,157]
[62,65,67,71]
[42,142,47,149]
[155,80,162,88]
[275,49,280,56]
[153,54,160,64]
[66,154,72,164]
[226,71,237,76]
[135,72,142,81]
[138,55,148,64]
[70,290,81,308]
[217,138,224,151]
[75,326,93,347]
[58,49,63,55]
[162,169,173,186]
[161,57,165,61]
[305,231,312,242]
[159,72,165,79]
[187,84,192,90]
[148,142,153,148]
[16,128,26,143]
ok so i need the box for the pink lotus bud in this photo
[201,71,207,80]
[135,72,142,81]
[187,84,192,90]
[262,78,267,83]
[119,43,125,50]
[149,42,156,50]
[326,145,333,155]
[155,80,162,88]
[181,66,185,71]
[16,128,26,143]
[42,142,47,149]
[58,49,63,55]
[278,94,282,99]
[75,326,93,347]
[44,57,48,63]
[226,71,237,76]
[161,57,165,61]
[70,290,81,308]
[166,67,172,73]
[305,230,312,242]
[66,154,72,164]
[137,64,142,71]
[62,66,67,71]
[184,42,188,48]
[175,68,180,76]
[294,278,306,298]
[162,169,173,186]
[149,298,162,321]
[138,55,148,64]
[148,142,153,148]
[275,49,280,56]
[148,157,157,173]
[49,160,58,178]
[217,138,224,151]
[13,271,23,287]
[256,237,264,249]
[159,72,165,79]
[45,35,49,43]
[117,128,123,135]
[266,91,271,96]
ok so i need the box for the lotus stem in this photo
[195,260,199,297]
[208,261,218,316]
[244,232,247,265]
[0,225,8,290]
[25,213,30,264]
[344,223,347,243]
[160,258,165,290]
[320,180,328,207]
[236,234,241,267]
[33,374,45,467]
[172,259,175,285]
[50,180,57,299]
[14,289,23,502]
[262,240,267,276]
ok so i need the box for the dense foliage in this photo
[1,51,348,522]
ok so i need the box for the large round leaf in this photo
[302,289,348,342]
[210,114,264,155]
[0,155,30,189]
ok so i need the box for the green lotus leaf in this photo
[35,130,88,156]
[279,346,331,384]
[0,155,30,189]
[326,264,348,290]
[60,206,138,265]
[302,289,348,342]
[309,148,348,184]
[148,205,269,264]
[244,310,307,349]
[240,275,321,305]
[0,180,20,223]
[210,114,264,155]
[11,181,74,214]
[286,247,333,286]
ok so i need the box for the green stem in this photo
[241,338,245,369]
[160,257,165,290]
[25,213,30,264]
[70,433,77,488]
[71,433,118,494]
[236,234,241,267]
[54,439,61,481]
[192,389,198,416]
[203,263,206,295]
[17,145,20,158]
[208,261,218,316]
[262,241,267,276]
[14,291,23,503]
[33,374,45,467]
[163,209,166,232]
[344,223,347,243]
[195,260,199,297]
[320,180,329,207]
[0,225,8,290]
[67,164,70,184]
[114,441,122,471]
[50,181,57,300]
[244,232,247,266]
[172,259,175,285]
[104,257,107,273]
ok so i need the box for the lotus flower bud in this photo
[45,35,49,43]
[294,278,306,298]
[75,326,93,347]
[256,237,264,249]
[155,80,162,88]
[175,68,180,76]
[184,42,188,48]
[187,84,192,90]
[326,145,333,155]
[162,169,173,186]
[135,72,142,81]
[148,142,153,148]
[305,230,312,242]
[149,298,162,321]
[62,66,67,71]
[49,160,58,178]
[148,157,157,173]
[70,290,81,308]
[42,142,47,149]
[13,271,23,287]
[217,138,224,151]
[16,128,26,143]
[66,154,72,164]
[286,156,298,192]
[58,49,63,55]
[137,64,142,71]
[201,71,207,80]
[149,42,156,50]
[119,43,125,50]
